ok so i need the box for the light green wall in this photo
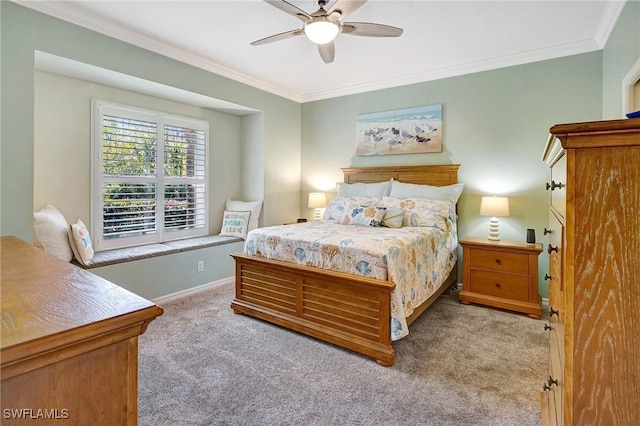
[1,2,300,299]
[602,0,640,118]
[301,53,604,299]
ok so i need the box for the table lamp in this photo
[480,196,510,241]
[308,192,327,221]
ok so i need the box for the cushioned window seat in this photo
[74,235,243,269]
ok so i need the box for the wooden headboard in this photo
[342,164,460,186]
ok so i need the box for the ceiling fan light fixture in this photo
[304,19,339,44]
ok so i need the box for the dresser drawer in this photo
[469,248,529,274]
[469,269,529,301]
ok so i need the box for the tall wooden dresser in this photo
[541,119,640,426]
[1,236,163,425]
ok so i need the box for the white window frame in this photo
[91,99,209,251]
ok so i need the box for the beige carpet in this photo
[138,282,547,425]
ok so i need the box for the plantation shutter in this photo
[93,100,208,251]
[101,112,158,248]
[163,122,207,233]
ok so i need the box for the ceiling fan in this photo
[251,0,404,64]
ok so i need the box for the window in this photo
[92,100,208,250]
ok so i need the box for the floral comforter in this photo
[244,221,458,340]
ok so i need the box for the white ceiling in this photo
[20,0,626,103]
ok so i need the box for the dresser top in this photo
[550,118,640,149]
[1,236,163,353]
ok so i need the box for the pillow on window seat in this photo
[225,199,263,232]
[219,210,251,238]
[33,204,73,262]
[68,219,95,266]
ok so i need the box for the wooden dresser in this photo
[459,237,543,318]
[1,236,163,425]
[540,119,640,426]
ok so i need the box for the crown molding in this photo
[593,0,627,48]
[15,0,304,103]
[300,38,602,103]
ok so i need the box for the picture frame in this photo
[356,104,443,156]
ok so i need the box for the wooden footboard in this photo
[231,253,456,366]
[231,253,396,366]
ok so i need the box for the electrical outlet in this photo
[197,260,204,272]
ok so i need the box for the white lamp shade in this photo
[308,192,327,209]
[304,20,340,44]
[480,196,510,217]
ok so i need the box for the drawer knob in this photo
[543,228,552,235]
[495,283,501,288]
[544,274,552,281]
[547,244,558,254]
[544,323,552,331]
[549,306,559,317]
[495,258,501,265]
[542,375,559,391]
[545,180,564,191]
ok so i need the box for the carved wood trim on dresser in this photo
[540,118,640,426]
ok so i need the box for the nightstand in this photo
[459,237,543,319]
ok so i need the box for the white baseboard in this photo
[152,276,234,305]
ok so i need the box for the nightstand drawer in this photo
[469,269,529,302]
[469,248,529,274]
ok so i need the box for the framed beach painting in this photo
[356,104,443,156]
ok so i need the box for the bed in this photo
[231,164,460,366]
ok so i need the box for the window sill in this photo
[75,235,244,269]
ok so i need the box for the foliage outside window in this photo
[92,100,208,250]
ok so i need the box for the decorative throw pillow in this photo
[381,207,405,228]
[33,205,73,262]
[323,196,381,221]
[339,204,387,227]
[225,199,263,232]
[219,210,251,238]
[323,196,347,221]
[382,196,453,231]
[337,179,392,197]
[69,220,94,266]
[389,181,464,204]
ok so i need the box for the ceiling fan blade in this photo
[318,42,335,64]
[251,29,304,46]
[264,0,312,22]
[327,0,367,20]
[342,22,404,37]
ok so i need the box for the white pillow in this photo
[389,181,464,203]
[337,179,392,197]
[69,220,94,266]
[33,205,73,262]
[225,199,263,232]
[219,210,251,238]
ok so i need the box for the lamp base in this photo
[314,209,322,221]
[488,217,500,241]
